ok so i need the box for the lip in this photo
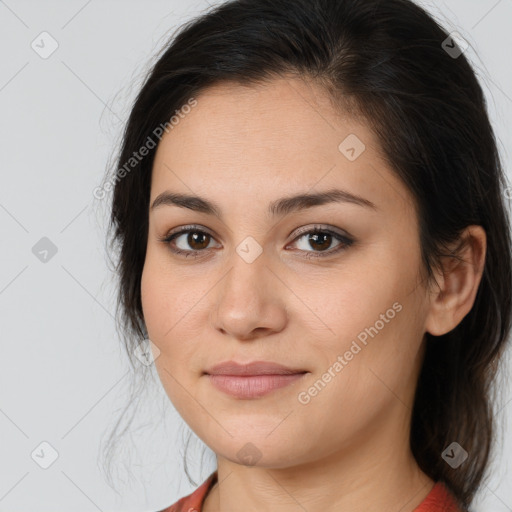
[205,360,308,376]
[204,360,308,399]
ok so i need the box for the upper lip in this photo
[204,360,308,376]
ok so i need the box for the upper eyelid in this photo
[166,223,348,238]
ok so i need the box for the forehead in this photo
[155,76,380,166]
[150,76,413,218]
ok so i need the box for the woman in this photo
[103,0,512,510]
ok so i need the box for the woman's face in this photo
[141,76,433,468]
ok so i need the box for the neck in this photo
[203,429,434,512]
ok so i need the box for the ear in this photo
[424,225,487,337]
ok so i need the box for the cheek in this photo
[141,256,186,378]
[292,301,424,451]
[141,251,202,343]
[140,256,208,401]
[292,258,404,354]
[141,265,193,417]
[299,253,425,400]
[140,260,168,340]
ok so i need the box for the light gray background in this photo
[0,1,511,511]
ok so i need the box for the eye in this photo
[287,225,354,259]
[159,225,219,258]
[159,224,354,260]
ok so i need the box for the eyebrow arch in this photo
[150,188,377,218]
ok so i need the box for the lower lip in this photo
[206,373,307,399]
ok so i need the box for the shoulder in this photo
[156,474,463,512]
[156,471,218,512]
[413,482,467,512]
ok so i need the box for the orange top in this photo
[157,471,464,512]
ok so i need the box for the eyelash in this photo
[158,224,354,260]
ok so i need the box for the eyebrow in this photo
[150,188,377,218]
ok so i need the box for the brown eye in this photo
[160,224,354,260]
[306,232,333,252]
[160,225,220,258]
[184,231,211,251]
[289,226,353,258]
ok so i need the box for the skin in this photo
[140,75,486,512]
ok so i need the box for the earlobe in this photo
[424,225,487,337]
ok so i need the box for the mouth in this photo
[203,360,309,399]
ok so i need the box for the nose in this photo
[209,251,288,341]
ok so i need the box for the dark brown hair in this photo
[101,0,512,507]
